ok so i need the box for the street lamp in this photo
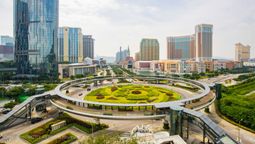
[237,118,243,144]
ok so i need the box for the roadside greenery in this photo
[0,83,57,107]
[20,113,108,144]
[110,65,124,76]
[3,101,18,109]
[171,83,200,92]
[182,68,255,80]
[233,73,255,81]
[218,78,255,131]
[46,133,77,144]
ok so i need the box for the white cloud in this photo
[0,0,255,59]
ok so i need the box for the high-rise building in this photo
[195,24,213,61]
[115,47,130,63]
[135,52,140,61]
[0,36,14,46]
[235,43,250,62]
[14,0,59,78]
[140,39,159,61]
[0,35,14,61]
[58,27,83,63]
[83,35,94,59]
[0,45,14,61]
[167,35,195,60]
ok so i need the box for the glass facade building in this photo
[0,36,14,46]
[83,35,94,59]
[115,47,130,63]
[195,24,213,61]
[167,35,195,60]
[166,24,213,62]
[14,0,59,78]
[58,27,83,63]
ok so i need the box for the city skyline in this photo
[0,0,255,59]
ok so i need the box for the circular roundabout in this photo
[51,76,213,120]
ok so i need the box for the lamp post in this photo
[237,118,243,144]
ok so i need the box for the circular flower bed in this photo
[84,85,181,104]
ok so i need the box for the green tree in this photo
[191,73,200,80]
[70,75,75,80]
[6,86,25,100]
[26,87,36,96]
[0,87,6,97]
[4,101,18,109]
[75,74,84,78]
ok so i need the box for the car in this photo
[2,109,11,114]
[31,117,43,124]
[87,88,91,91]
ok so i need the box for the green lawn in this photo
[84,85,181,104]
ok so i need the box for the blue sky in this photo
[0,0,254,59]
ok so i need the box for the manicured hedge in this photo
[47,133,77,144]
[219,78,255,131]
[20,113,108,144]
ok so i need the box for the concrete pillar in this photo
[187,116,190,140]
[203,123,206,143]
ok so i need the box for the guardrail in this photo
[54,76,211,109]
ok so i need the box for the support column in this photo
[203,123,206,144]
[29,102,32,120]
[187,116,190,140]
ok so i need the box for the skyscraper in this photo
[83,35,94,59]
[0,35,14,61]
[135,52,140,61]
[235,43,250,62]
[58,27,83,63]
[195,24,213,61]
[140,39,159,61]
[115,47,130,63]
[14,0,59,78]
[167,35,195,60]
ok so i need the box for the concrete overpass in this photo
[0,76,237,144]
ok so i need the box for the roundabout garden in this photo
[84,85,181,104]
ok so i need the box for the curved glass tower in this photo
[14,0,59,79]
